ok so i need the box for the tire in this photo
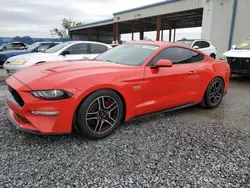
[76,89,124,140]
[210,54,216,59]
[201,77,224,109]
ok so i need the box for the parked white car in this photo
[4,41,112,74]
[176,39,217,59]
[223,38,250,76]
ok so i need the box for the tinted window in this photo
[200,41,210,48]
[150,47,204,65]
[66,43,89,54]
[12,43,25,48]
[95,44,159,66]
[193,41,202,48]
[90,44,107,54]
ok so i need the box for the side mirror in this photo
[193,46,199,49]
[231,45,237,49]
[154,59,173,68]
[61,51,70,56]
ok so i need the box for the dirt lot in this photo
[0,70,250,188]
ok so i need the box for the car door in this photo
[58,43,90,61]
[142,47,205,114]
[200,41,211,55]
[89,43,108,59]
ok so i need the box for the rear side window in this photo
[13,43,25,48]
[200,41,210,48]
[90,44,107,54]
[150,47,204,65]
[192,41,202,48]
[66,43,89,54]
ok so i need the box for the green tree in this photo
[50,17,83,39]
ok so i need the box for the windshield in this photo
[95,44,159,66]
[27,42,41,51]
[45,42,72,53]
[236,40,250,50]
[176,40,194,47]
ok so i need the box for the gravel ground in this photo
[0,71,250,188]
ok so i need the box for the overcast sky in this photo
[0,0,201,41]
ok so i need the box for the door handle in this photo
[188,71,197,75]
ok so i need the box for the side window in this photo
[90,44,107,54]
[193,41,202,48]
[13,43,25,48]
[200,41,210,48]
[3,44,12,50]
[150,47,204,65]
[37,44,51,52]
[66,43,89,54]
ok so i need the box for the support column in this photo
[169,29,172,42]
[131,21,134,41]
[156,16,162,41]
[113,24,116,43]
[115,23,119,44]
[97,29,100,41]
[88,28,92,41]
[161,30,164,41]
[140,19,144,40]
[172,29,176,42]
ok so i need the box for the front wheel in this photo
[201,78,225,109]
[76,89,124,140]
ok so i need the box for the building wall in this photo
[232,0,250,45]
[201,0,250,57]
[201,0,234,58]
[71,34,113,44]
[113,0,203,23]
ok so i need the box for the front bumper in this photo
[5,76,78,135]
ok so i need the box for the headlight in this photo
[220,55,227,61]
[11,58,29,65]
[30,90,73,100]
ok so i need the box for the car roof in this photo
[177,39,210,42]
[125,41,178,47]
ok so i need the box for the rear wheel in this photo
[201,78,224,109]
[76,89,124,140]
[210,54,216,59]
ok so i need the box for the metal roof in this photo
[69,0,181,31]
[69,18,113,31]
[113,0,179,15]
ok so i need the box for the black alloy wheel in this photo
[76,89,123,140]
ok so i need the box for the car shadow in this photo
[231,75,250,83]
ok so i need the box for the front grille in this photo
[8,86,24,107]
[228,57,250,72]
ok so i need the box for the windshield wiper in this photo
[104,59,118,64]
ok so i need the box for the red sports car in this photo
[5,41,231,140]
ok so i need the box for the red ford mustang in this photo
[5,41,231,140]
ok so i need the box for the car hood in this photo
[7,52,56,62]
[0,50,30,59]
[12,60,136,90]
[223,49,250,58]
